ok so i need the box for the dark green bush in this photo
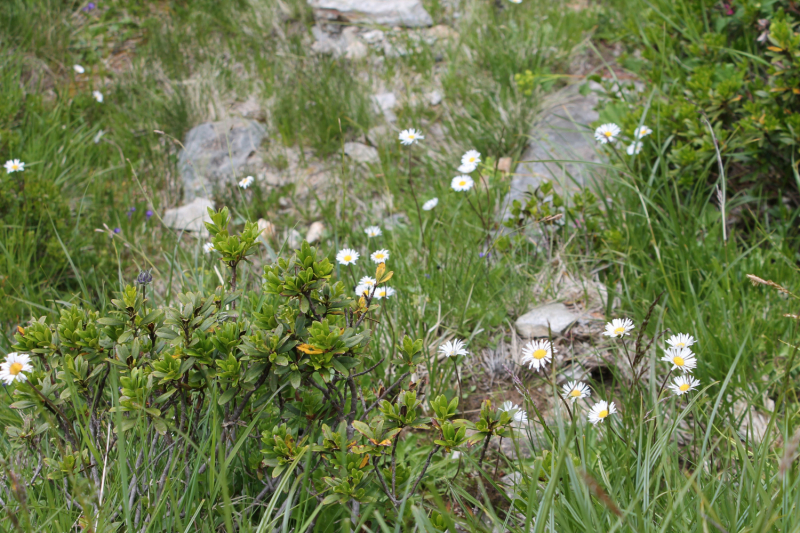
[598,0,800,204]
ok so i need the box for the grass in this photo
[1,0,800,531]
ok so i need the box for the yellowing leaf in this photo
[768,46,784,52]
[379,270,394,283]
[297,344,324,355]
[359,454,370,469]
[16,326,24,335]
[375,263,386,282]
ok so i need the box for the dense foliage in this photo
[599,0,800,213]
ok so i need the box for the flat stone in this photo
[382,212,408,230]
[257,218,276,242]
[178,119,266,202]
[344,142,379,164]
[311,25,346,56]
[361,29,385,44]
[371,92,397,122]
[503,83,602,220]
[345,40,368,59]
[283,228,303,251]
[514,302,579,338]
[366,124,391,145]
[425,89,443,106]
[163,197,214,236]
[308,0,433,27]
[305,221,325,243]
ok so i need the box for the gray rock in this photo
[179,119,266,202]
[366,124,390,145]
[345,40,368,59]
[163,197,214,236]
[382,212,408,230]
[361,29,385,44]
[311,25,346,56]
[503,83,602,220]
[371,92,397,122]
[425,89,443,106]
[514,302,579,338]
[344,142,379,164]
[283,229,303,251]
[305,221,325,243]
[308,0,433,27]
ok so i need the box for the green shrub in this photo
[598,0,800,206]
[1,209,520,530]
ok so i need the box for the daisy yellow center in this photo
[673,356,685,366]
[598,409,609,418]
[344,255,352,262]
[679,383,690,392]
[533,349,547,360]
[408,134,415,139]
[676,342,685,347]
[9,362,23,376]
[375,254,384,259]
[459,180,466,186]
[604,131,613,137]
[468,157,476,162]
[614,326,625,335]
[12,164,19,170]
[570,389,581,397]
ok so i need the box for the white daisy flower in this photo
[499,401,528,425]
[4,159,25,173]
[451,175,474,192]
[355,284,372,297]
[364,226,382,238]
[594,123,621,144]
[370,249,389,263]
[668,375,700,396]
[500,400,517,413]
[238,175,254,189]
[73,64,85,74]
[0,353,33,385]
[626,142,642,155]
[603,318,635,338]
[438,339,468,358]
[520,339,555,372]
[203,242,215,253]
[457,162,478,174]
[359,276,377,287]
[587,400,617,425]
[422,198,438,211]
[374,287,396,299]
[661,347,697,373]
[635,126,653,139]
[666,333,697,349]
[399,129,424,145]
[508,0,522,3]
[461,150,481,166]
[92,90,104,103]
[561,381,591,402]
[336,248,359,265]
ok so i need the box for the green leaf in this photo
[152,417,168,435]
[321,494,343,505]
[336,356,359,369]
[218,387,238,405]
[331,358,348,375]
[289,372,301,390]
[154,389,178,404]
[97,317,125,326]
